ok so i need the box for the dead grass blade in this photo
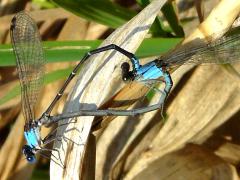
[50,0,168,179]
[121,0,240,179]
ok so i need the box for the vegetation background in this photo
[0,0,239,179]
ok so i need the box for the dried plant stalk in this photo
[132,144,239,180]
[122,0,240,179]
[50,0,168,179]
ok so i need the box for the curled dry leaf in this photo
[50,0,169,179]
[122,0,240,179]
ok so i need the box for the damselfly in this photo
[11,11,240,164]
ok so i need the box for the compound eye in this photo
[121,62,131,81]
[22,145,36,163]
[27,155,36,163]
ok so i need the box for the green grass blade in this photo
[161,1,184,37]
[136,38,182,57]
[0,38,182,66]
[0,40,101,66]
[137,0,184,37]
[136,0,169,36]
[43,40,102,63]
[0,85,20,107]
[0,67,73,106]
[32,0,56,9]
[0,45,15,66]
[51,0,136,28]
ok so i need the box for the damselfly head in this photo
[22,145,36,163]
[121,62,135,81]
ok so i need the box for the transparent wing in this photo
[10,11,45,122]
[162,33,240,67]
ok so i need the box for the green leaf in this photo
[161,1,184,37]
[0,85,20,106]
[162,2,184,37]
[137,0,184,37]
[136,38,182,57]
[0,67,73,106]
[32,0,56,9]
[0,38,182,66]
[32,168,49,180]
[0,40,101,66]
[43,40,102,64]
[51,0,136,28]
[136,0,169,36]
